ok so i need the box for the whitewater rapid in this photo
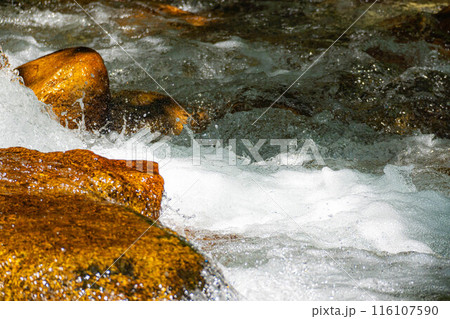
[1,64,449,299]
[1,0,450,299]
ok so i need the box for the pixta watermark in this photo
[126,134,325,174]
[192,138,325,166]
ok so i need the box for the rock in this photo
[190,109,211,133]
[17,47,111,131]
[0,147,164,220]
[365,46,411,72]
[156,4,210,27]
[16,2,210,27]
[336,69,450,138]
[16,48,192,135]
[114,3,211,36]
[435,5,450,33]
[380,6,449,51]
[109,90,190,135]
[0,147,206,300]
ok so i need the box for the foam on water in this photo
[89,139,449,300]
[0,60,84,151]
[1,63,449,299]
[154,156,448,256]
[0,9,88,29]
[1,0,449,299]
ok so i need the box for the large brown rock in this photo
[0,147,163,220]
[16,48,195,135]
[17,47,111,131]
[0,147,207,300]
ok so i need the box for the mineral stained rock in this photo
[0,147,207,300]
[17,47,111,131]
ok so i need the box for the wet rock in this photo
[109,90,189,135]
[112,3,211,37]
[337,69,450,138]
[224,87,314,118]
[0,147,207,300]
[365,46,411,72]
[381,6,450,51]
[13,1,210,27]
[15,48,193,136]
[0,147,163,220]
[387,13,439,41]
[156,4,210,27]
[17,47,111,131]
[435,5,450,32]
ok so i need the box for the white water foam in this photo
[1,48,449,300]
[0,61,84,151]
[89,138,449,300]
[0,9,89,29]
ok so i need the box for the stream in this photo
[0,0,449,300]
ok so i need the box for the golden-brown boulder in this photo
[109,90,190,135]
[0,147,206,300]
[17,47,111,131]
[0,147,163,220]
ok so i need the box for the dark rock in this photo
[109,90,190,135]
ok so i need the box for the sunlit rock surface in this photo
[155,4,210,27]
[12,1,211,27]
[0,147,208,300]
[0,147,163,220]
[17,47,111,131]
[15,47,194,136]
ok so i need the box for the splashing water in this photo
[1,0,449,300]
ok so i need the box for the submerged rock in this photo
[364,70,448,138]
[435,5,450,33]
[17,47,111,131]
[110,90,189,135]
[380,5,450,51]
[0,147,207,300]
[155,4,210,27]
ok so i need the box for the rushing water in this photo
[1,0,449,300]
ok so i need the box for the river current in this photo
[0,0,449,300]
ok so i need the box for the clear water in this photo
[1,0,449,300]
